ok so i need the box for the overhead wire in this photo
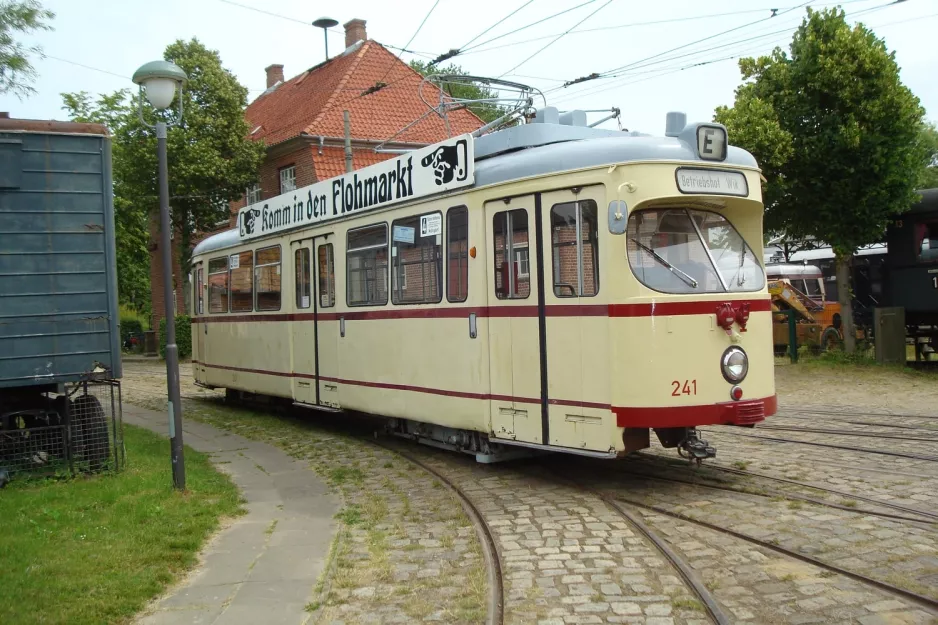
[458,0,880,57]
[372,0,443,90]
[498,0,617,78]
[549,0,918,107]
[461,0,602,52]
[460,0,537,50]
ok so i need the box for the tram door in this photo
[314,241,340,408]
[291,242,316,404]
[485,197,543,445]
[193,262,205,381]
[540,188,611,451]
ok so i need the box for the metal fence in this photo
[0,380,124,480]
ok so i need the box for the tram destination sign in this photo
[675,167,748,197]
[237,134,475,240]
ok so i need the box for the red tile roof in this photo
[314,146,389,180]
[246,41,484,148]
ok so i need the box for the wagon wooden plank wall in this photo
[0,117,123,476]
[191,109,776,462]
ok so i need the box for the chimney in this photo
[344,19,367,48]
[265,64,284,89]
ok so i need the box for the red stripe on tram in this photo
[190,298,771,324]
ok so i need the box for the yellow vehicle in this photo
[765,263,844,351]
[191,109,776,462]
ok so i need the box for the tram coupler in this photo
[677,428,716,464]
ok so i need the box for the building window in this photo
[279,165,296,194]
[255,246,281,311]
[229,250,254,312]
[319,244,336,308]
[391,212,442,305]
[208,257,229,313]
[246,184,261,206]
[296,248,311,309]
[550,200,599,297]
[447,206,468,302]
[347,224,388,306]
[493,209,530,299]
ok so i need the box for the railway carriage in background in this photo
[191,108,776,462]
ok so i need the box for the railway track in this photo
[601,490,938,615]
[712,429,938,462]
[615,468,938,524]
[370,441,504,625]
[755,424,938,442]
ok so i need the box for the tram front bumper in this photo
[613,394,777,429]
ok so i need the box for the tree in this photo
[409,60,507,124]
[0,0,53,97]
[920,122,938,189]
[715,8,929,352]
[63,38,265,317]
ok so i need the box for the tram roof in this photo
[194,114,759,257]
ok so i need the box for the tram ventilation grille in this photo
[735,402,766,424]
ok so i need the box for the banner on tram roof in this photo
[237,134,475,241]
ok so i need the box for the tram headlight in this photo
[721,346,748,383]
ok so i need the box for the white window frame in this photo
[514,245,530,278]
[279,166,296,194]
[246,184,261,205]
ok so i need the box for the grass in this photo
[0,425,242,625]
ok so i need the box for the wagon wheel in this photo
[820,326,842,352]
[71,394,110,471]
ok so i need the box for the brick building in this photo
[148,18,483,329]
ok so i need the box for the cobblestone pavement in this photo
[122,360,938,624]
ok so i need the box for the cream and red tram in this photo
[190,109,776,462]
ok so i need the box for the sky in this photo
[2,0,936,136]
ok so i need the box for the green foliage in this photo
[715,8,929,255]
[159,315,191,360]
[62,38,265,314]
[119,304,147,349]
[409,60,504,124]
[0,425,242,625]
[919,122,938,190]
[0,0,54,97]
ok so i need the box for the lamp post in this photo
[132,60,189,490]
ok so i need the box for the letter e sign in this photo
[696,126,727,161]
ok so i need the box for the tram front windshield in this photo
[627,208,765,294]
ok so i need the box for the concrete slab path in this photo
[125,404,339,625]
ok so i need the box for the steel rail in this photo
[714,431,938,462]
[755,424,938,442]
[372,441,504,625]
[607,493,938,614]
[616,469,936,524]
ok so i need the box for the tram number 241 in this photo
[671,380,698,396]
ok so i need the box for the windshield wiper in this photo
[631,239,698,288]
[736,247,747,287]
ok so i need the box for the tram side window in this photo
[447,206,469,302]
[550,200,599,297]
[296,248,311,309]
[347,224,388,306]
[493,209,530,299]
[319,244,335,308]
[208,257,229,313]
[229,251,254,312]
[255,246,281,311]
[391,212,442,305]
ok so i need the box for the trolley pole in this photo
[157,121,186,490]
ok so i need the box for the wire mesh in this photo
[0,379,124,480]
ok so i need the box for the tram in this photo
[190,108,776,462]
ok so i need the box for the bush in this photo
[119,304,149,352]
[159,315,192,360]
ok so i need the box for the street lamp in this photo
[132,59,188,491]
